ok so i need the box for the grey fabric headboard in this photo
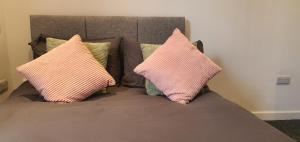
[30,15,185,44]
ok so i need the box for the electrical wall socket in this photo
[0,79,8,94]
[277,76,291,85]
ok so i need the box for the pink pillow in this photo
[17,35,115,102]
[134,29,221,104]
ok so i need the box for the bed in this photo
[0,15,295,142]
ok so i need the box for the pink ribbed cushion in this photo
[134,29,221,104]
[17,35,115,103]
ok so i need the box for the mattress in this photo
[0,82,295,142]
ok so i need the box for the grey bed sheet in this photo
[0,82,295,142]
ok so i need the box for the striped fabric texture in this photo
[140,42,200,96]
[134,29,222,104]
[17,35,115,103]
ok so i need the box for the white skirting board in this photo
[252,111,300,120]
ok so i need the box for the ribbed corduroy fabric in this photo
[134,29,221,104]
[17,35,115,102]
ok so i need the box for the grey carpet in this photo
[267,120,300,142]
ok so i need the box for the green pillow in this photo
[140,44,164,96]
[140,42,200,96]
[46,37,110,68]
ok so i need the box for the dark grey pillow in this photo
[28,35,122,84]
[196,40,204,53]
[88,37,122,84]
[121,39,145,87]
[28,34,47,59]
[121,39,205,88]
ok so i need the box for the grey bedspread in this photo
[0,82,295,142]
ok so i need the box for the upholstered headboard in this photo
[30,15,185,44]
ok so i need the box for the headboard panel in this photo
[30,15,86,40]
[86,16,137,40]
[30,15,185,43]
[137,17,185,44]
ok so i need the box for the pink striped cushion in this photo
[134,29,221,104]
[17,35,115,102]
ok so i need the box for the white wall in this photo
[0,0,10,102]
[2,0,300,119]
[0,1,7,79]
